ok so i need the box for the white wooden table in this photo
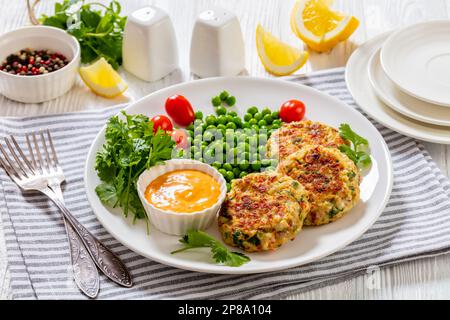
[1,0,450,300]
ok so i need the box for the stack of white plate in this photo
[346,21,450,144]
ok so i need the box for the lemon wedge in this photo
[291,0,359,52]
[256,24,309,76]
[79,57,128,98]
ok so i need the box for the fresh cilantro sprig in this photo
[339,123,372,169]
[95,111,175,228]
[171,230,251,267]
[40,0,127,69]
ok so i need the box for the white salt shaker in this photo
[190,8,245,78]
[123,6,178,82]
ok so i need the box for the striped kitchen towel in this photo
[1,68,450,299]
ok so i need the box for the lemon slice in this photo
[256,24,309,76]
[291,0,359,52]
[79,58,128,98]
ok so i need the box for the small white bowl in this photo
[137,159,227,235]
[0,26,80,103]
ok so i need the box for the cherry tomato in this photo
[171,129,188,149]
[151,115,173,133]
[279,99,306,123]
[165,95,195,126]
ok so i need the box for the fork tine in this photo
[0,156,20,181]
[46,129,59,166]
[0,143,23,179]
[4,138,29,177]
[25,133,37,169]
[40,130,53,170]
[32,132,44,172]
[10,135,35,173]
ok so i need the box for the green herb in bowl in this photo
[40,0,127,69]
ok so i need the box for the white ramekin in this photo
[137,159,227,235]
[0,26,80,103]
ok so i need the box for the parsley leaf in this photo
[171,230,251,267]
[95,111,175,225]
[40,0,127,69]
[339,124,372,169]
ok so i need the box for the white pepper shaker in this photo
[190,8,246,78]
[123,6,178,82]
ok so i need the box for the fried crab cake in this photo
[278,145,360,226]
[267,120,346,160]
[218,172,311,252]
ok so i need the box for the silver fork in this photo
[0,130,133,290]
[23,131,100,298]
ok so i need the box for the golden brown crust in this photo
[278,145,360,226]
[267,120,346,160]
[218,172,311,252]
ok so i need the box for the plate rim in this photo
[380,20,450,107]
[84,76,393,274]
[345,31,450,145]
[368,48,450,127]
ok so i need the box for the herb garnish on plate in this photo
[339,123,372,169]
[95,112,175,227]
[172,230,251,267]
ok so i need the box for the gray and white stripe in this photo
[1,68,450,299]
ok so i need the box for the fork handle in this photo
[40,188,133,288]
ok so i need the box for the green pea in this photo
[244,113,253,122]
[226,183,231,192]
[263,114,273,124]
[258,119,267,127]
[251,125,259,133]
[272,119,282,125]
[271,111,279,119]
[225,114,234,123]
[217,123,226,131]
[226,96,236,106]
[228,111,237,117]
[212,96,221,107]
[248,118,257,126]
[271,123,280,129]
[225,171,234,181]
[216,106,227,116]
[226,122,237,130]
[219,91,229,101]
[205,115,217,126]
[187,123,195,131]
[239,171,248,178]
[261,108,271,116]
[239,160,250,170]
[218,168,227,177]
[242,122,251,129]
[223,163,233,171]
[190,145,195,153]
[259,125,268,131]
[206,125,216,131]
[212,161,222,169]
[253,112,263,121]
[189,130,194,139]
[258,145,267,158]
[217,115,227,125]
[195,111,203,120]
[232,167,241,177]
[261,159,272,167]
[233,117,242,128]
[194,151,202,160]
[247,106,258,115]
[251,161,261,171]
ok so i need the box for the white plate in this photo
[346,32,450,145]
[380,21,450,107]
[369,48,450,127]
[84,77,393,274]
